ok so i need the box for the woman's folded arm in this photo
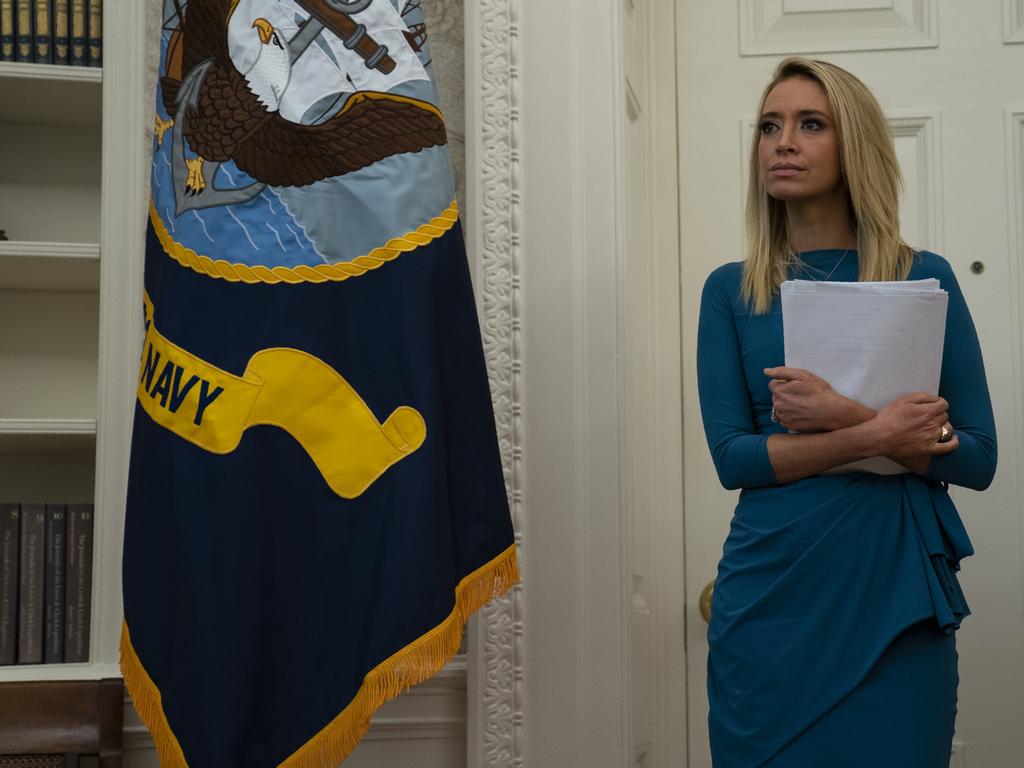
[758,255,996,490]
[842,255,998,490]
[697,270,780,490]
[921,256,997,491]
[698,258,985,490]
[697,270,895,489]
[763,423,888,484]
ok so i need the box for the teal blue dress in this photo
[696,249,996,767]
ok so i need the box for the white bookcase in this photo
[0,3,147,682]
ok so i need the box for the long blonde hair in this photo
[741,57,914,314]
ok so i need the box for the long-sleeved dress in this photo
[696,248,997,767]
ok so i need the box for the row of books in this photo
[0,0,102,66]
[0,502,93,665]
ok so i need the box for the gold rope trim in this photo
[149,199,460,285]
[121,543,520,768]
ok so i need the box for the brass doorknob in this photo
[699,581,714,624]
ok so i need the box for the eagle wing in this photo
[179,65,271,164]
[159,0,447,187]
[230,91,449,187]
[160,0,233,119]
[180,0,232,75]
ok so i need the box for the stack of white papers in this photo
[780,279,948,475]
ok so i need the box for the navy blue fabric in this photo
[696,249,996,767]
[123,218,512,766]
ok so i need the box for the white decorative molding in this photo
[737,111,943,253]
[739,0,938,56]
[1005,108,1024,621]
[465,0,524,766]
[888,112,944,253]
[1005,0,1024,43]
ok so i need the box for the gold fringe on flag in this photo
[121,543,520,768]
[119,621,190,768]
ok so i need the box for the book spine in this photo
[17,502,44,664]
[0,0,15,61]
[33,0,50,63]
[84,0,96,67]
[14,0,30,62]
[0,504,19,665]
[68,0,82,66]
[43,504,66,663]
[64,503,93,663]
[50,0,66,64]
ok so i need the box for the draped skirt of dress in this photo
[706,472,971,768]
[762,617,958,767]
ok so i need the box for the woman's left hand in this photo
[763,366,857,433]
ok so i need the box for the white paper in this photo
[780,279,948,475]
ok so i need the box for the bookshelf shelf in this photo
[0,63,102,127]
[0,419,97,452]
[0,241,100,291]
[0,661,120,684]
[0,61,101,82]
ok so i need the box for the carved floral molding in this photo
[471,0,524,766]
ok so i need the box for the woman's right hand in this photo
[870,392,959,459]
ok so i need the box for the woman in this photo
[696,57,997,766]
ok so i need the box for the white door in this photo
[677,2,1024,765]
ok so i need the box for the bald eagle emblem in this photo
[159,0,447,213]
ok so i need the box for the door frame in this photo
[464,1,686,766]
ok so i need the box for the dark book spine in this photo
[50,0,66,64]
[0,504,19,665]
[68,0,82,66]
[43,504,66,663]
[84,0,96,67]
[17,502,44,664]
[0,0,15,61]
[33,0,50,63]
[14,0,30,62]
[64,503,93,663]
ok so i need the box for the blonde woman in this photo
[696,57,996,766]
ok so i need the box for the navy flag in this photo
[121,2,519,765]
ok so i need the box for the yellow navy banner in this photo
[139,293,427,499]
[122,2,518,765]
